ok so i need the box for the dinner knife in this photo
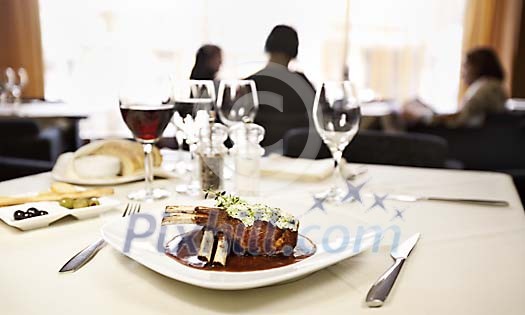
[366,233,420,307]
[59,239,106,273]
[385,194,509,207]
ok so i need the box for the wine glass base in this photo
[127,188,171,202]
[175,183,201,196]
[316,187,346,203]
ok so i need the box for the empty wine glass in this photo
[171,111,187,171]
[5,67,28,104]
[0,70,7,105]
[313,81,361,202]
[119,77,175,201]
[171,79,216,195]
[216,80,259,181]
[216,80,258,127]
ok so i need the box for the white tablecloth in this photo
[1,164,524,314]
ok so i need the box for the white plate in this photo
[52,152,178,186]
[101,212,377,290]
[0,197,120,231]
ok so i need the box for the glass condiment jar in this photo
[229,121,265,196]
[197,118,228,191]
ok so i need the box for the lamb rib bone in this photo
[198,228,216,262]
[212,232,230,266]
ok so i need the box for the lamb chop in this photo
[162,193,299,266]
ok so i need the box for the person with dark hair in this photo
[403,47,508,127]
[246,25,316,150]
[190,44,222,82]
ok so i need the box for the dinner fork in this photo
[59,203,141,273]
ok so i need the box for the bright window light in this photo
[39,0,466,138]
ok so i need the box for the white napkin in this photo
[261,154,354,181]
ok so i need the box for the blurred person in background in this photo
[403,47,507,128]
[190,44,223,88]
[246,25,316,149]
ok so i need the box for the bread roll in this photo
[74,139,162,176]
[74,155,121,178]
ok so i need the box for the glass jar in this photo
[229,122,265,196]
[197,121,228,191]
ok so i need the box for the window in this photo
[346,0,466,113]
[39,0,466,138]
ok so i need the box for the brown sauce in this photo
[165,229,316,272]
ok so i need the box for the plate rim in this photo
[101,216,377,290]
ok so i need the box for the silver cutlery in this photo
[366,233,420,307]
[59,203,141,273]
[385,194,509,207]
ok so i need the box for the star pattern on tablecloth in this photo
[342,180,367,203]
[300,177,408,222]
[306,195,328,214]
[390,208,406,221]
[366,193,388,212]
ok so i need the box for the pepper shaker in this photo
[197,113,228,191]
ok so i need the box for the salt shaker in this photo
[197,115,228,191]
[229,120,265,196]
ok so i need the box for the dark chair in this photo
[0,119,40,138]
[283,128,449,168]
[0,119,66,161]
[408,112,525,204]
[409,112,525,170]
[0,119,68,180]
[0,156,53,181]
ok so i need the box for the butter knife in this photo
[59,239,106,273]
[385,194,509,207]
[59,203,140,273]
[366,233,420,307]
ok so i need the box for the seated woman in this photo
[190,44,223,88]
[246,25,316,150]
[403,47,507,128]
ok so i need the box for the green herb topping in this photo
[205,190,298,231]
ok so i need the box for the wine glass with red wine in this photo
[119,81,175,201]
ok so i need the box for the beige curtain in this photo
[0,0,45,99]
[363,46,424,102]
[460,0,523,100]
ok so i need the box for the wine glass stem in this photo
[188,142,199,186]
[331,150,343,189]
[177,137,184,161]
[143,143,154,195]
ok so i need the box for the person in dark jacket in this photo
[246,25,316,149]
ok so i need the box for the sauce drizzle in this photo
[165,229,316,272]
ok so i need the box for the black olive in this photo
[26,208,39,216]
[39,211,48,216]
[13,210,25,221]
[24,212,34,219]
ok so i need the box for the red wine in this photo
[120,104,175,142]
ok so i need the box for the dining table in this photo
[1,162,524,314]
